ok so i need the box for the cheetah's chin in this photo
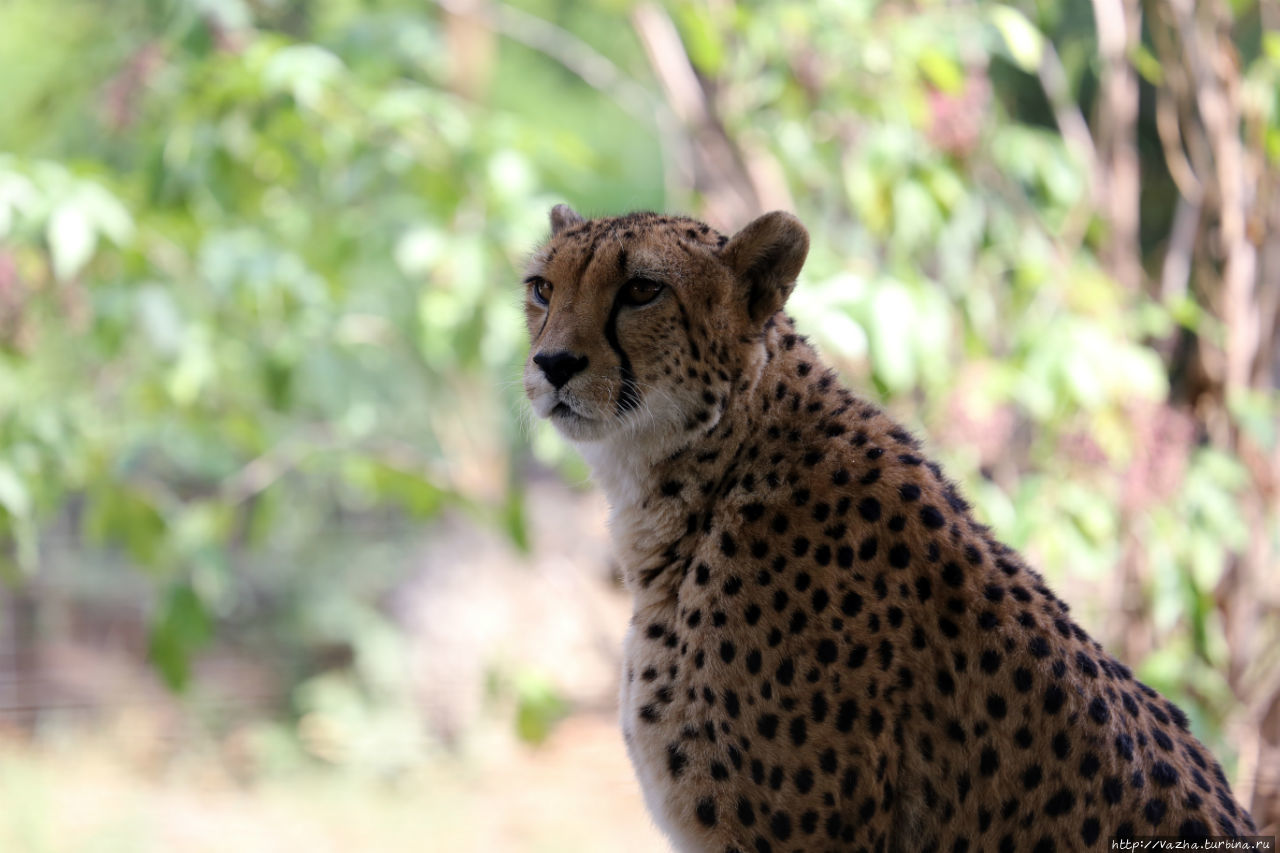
[544,398,614,442]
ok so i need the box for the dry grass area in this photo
[0,711,668,853]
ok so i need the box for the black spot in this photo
[1143,798,1167,826]
[757,714,779,739]
[858,497,881,521]
[794,766,814,793]
[776,658,795,686]
[696,797,717,827]
[1151,761,1178,788]
[1013,667,1033,692]
[888,544,911,569]
[1022,764,1043,789]
[1029,636,1052,658]
[899,483,921,501]
[661,480,683,496]
[770,811,792,841]
[745,649,762,674]
[1079,753,1101,779]
[987,694,1008,720]
[877,639,894,670]
[841,592,863,616]
[920,505,945,529]
[1014,727,1033,748]
[915,576,933,602]
[1088,697,1110,725]
[980,650,1001,674]
[1045,788,1075,816]
[737,796,756,826]
[666,743,687,778]
[720,641,736,663]
[847,644,868,668]
[1103,776,1124,805]
[720,532,738,557]
[790,717,808,746]
[1081,817,1101,845]
[1052,731,1070,759]
[980,747,999,777]
[1177,818,1210,837]
[936,670,956,695]
[942,562,965,587]
[836,700,858,732]
[1044,685,1066,714]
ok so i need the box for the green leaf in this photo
[918,48,964,94]
[148,582,213,692]
[512,670,569,746]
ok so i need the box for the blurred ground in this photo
[0,711,666,852]
[0,476,671,852]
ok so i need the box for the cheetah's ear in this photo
[549,204,585,235]
[721,211,809,325]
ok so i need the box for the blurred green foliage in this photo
[0,0,1276,762]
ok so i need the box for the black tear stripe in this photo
[604,292,641,415]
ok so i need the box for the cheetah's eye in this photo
[622,278,664,306]
[528,277,553,306]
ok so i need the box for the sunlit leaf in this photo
[46,202,94,280]
[989,5,1045,73]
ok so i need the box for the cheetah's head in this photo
[523,206,809,449]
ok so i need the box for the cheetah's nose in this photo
[533,351,589,389]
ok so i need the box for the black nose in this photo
[533,351,589,389]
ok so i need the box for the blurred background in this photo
[0,0,1277,849]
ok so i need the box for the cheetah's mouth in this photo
[551,401,590,422]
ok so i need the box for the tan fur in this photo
[523,209,1256,853]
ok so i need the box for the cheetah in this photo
[521,205,1258,852]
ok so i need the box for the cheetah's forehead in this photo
[526,212,729,281]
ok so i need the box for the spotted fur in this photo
[522,206,1256,852]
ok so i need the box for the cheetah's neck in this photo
[578,318,803,598]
